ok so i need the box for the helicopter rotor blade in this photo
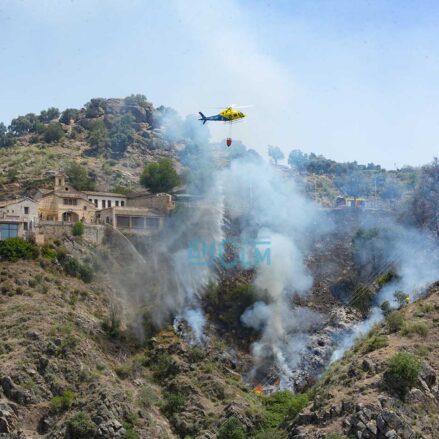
[205,105,253,109]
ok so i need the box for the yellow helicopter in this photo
[198,105,250,146]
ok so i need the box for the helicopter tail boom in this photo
[198,112,207,125]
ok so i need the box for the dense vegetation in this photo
[140,158,181,193]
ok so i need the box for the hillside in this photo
[0,96,177,198]
[1,96,439,439]
[0,239,274,439]
[288,282,439,439]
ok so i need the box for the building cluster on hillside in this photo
[335,195,367,208]
[0,172,174,241]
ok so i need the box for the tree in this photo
[72,221,85,237]
[9,115,33,135]
[0,123,16,148]
[60,108,80,124]
[109,115,135,156]
[381,177,402,202]
[407,158,439,234]
[268,145,284,165]
[288,149,308,172]
[87,119,109,150]
[44,123,64,143]
[65,162,95,191]
[39,107,60,123]
[140,159,181,193]
[335,171,368,200]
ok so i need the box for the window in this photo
[115,201,119,207]
[84,206,87,210]
[89,199,92,203]
[106,216,110,224]
[102,200,106,208]
[65,187,69,191]
[146,217,160,229]
[121,201,125,207]
[94,199,98,207]
[63,199,77,206]
[108,200,112,208]
[58,179,62,185]
[23,222,28,231]
[132,217,144,229]
[24,207,29,215]
[0,223,18,239]
[116,215,130,227]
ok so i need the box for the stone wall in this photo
[36,223,105,245]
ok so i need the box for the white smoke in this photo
[331,222,439,362]
[174,307,206,345]
[218,158,328,387]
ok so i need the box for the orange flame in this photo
[254,384,264,395]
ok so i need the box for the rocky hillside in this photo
[0,235,285,439]
[0,95,178,198]
[288,282,439,439]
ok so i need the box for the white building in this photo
[83,191,127,210]
[0,197,38,240]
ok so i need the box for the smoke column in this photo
[331,222,439,362]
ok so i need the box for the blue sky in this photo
[1,0,438,168]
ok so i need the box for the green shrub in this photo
[0,238,39,262]
[41,245,57,261]
[377,271,395,287]
[68,412,96,438]
[188,346,205,362]
[394,290,410,308]
[50,390,76,412]
[350,285,375,313]
[205,282,263,330]
[44,123,64,143]
[150,353,178,381]
[102,306,121,339]
[64,162,95,191]
[363,335,389,353]
[217,416,245,439]
[385,310,404,333]
[78,264,93,283]
[161,392,185,417]
[60,256,94,283]
[380,300,391,316]
[62,257,82,277]
[72,221,84,237]
[123,413,139,439]
[384,352,422,397]
[401,321,429,337]
[140,159,181,194]
[263,391,309,429]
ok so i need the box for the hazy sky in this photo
[1,0,438,168]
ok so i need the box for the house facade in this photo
[0,197,38,240]
[38,173,96,223]
[126,192,174,213]
[99,206,164,233]
[83,191,127,210]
